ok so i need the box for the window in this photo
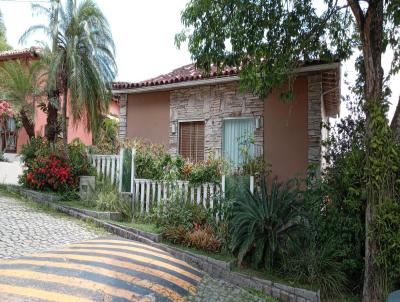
[179,121,205,162]
[223,118,255,166]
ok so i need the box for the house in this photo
[112,62,340,181]
[0,47,119,153]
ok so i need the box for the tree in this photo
[0,9,11,51]
[177,0,400,301]
[21,0,117,156]
[0,59,46,139]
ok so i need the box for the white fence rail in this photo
[90,149,254,217]
[91,154,120,185]
[133,178,222,215]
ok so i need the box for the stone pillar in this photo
[118,93,128,141]
[307,74,323,168]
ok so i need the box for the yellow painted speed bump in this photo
[0,260,186,301]
[0,283,94,302]
[50,247,202,282]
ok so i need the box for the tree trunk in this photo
[358,1,385,301]
[61,78,68,159]
[46,91,59,145]
[390,97,400,141]
[19,108,35,139]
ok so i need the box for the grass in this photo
[107,220,162,234]
[58,199,97,210]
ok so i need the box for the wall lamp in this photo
[255,116,262,129]
[171,121,177,134]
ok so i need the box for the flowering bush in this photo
[0,100,13,118]
[22,155,74,192]
[20,137,94,192]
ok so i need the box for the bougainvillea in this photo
[21,155,75,192]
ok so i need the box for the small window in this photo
[179,121,205,162]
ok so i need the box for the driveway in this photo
[0,193,265,302]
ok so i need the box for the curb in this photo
[7,185,320,302]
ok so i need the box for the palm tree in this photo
[21,0,117,156]
[0,59,46,139]
[0,9,11,51]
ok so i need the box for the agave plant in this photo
[230,177,305,269]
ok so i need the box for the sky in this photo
[1,0,399,120]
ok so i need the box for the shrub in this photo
[183,154,226,185]
[185,224,221,252]
[95,180,119,212]
[20,137,94,192]
[20,136,50,166]
[21,155,74,192]
[155,190,211,231]
[91,117,119,154]
[282,239,347,298]
[230,177,305,269]
[68,139,95,178]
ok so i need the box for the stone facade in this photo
[118,93,128,140]
[307,74,323,167]
[169,82,264,158]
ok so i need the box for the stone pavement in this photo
[0,194,100,259]
[0,193,268,301]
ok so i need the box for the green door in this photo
[222,118,255,166]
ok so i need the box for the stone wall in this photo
[118,93,128,140]
[169,82,264,158]
[307,74,323,167]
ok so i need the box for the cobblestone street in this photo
[0,194,101,259]
[0,193,268,301]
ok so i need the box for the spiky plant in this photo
[230,178,305,270]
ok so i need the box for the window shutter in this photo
[179,121,205,162]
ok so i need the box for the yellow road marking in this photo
[71,243,195,270]
[0,283,93,302]
[52,248,202,282]
[6,255,197,294]
[83,239,166,254]
[0,260,185,302]
[0,269,143,302]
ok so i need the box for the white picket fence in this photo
[133,178,222,215]
[91,153,121,185]
[90,149,254,216]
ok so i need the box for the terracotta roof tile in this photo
[0,47,41,62]
[112,64,238,90]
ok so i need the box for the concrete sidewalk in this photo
[0,155,23,185]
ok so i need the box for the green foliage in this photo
[0,151,5,162]
[183,155,225,185]
[0,10,11,51]
[124,139,226,185]
[230,178,305,269]
[20,136,51,166]
[20,137,94,192]
[91,117,119,154]
[372,199,400,291]
[68,138,95,179]
[282,238,347,299]
[177,0,354,99]
[93,180,119,212]
[22,0,117,133]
